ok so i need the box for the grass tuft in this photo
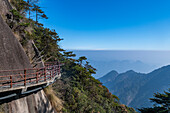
[44,85,63,112]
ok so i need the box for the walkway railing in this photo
[0,62,61,92]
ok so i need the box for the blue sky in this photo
[39,0,170,50]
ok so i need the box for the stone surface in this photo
[0,0,12,18]
[0,15,31,70]
[8,90,55,113]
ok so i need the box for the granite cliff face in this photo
[0,0,12,17]
[8,90,55,113]
[0,0,55,113]
[0,15,31,71]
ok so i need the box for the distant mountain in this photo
[99,70,118,83]
[72,50,170,78]
[88,59,156,78]
[99,65,170,109]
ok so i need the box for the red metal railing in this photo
[0,62,61,89]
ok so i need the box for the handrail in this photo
[0,62,61,90]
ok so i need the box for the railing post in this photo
[53,65,55,78]
[36,69,38,83]
[51,65,53,79]
[10,76,12,88]
[44,67,46,81]
[24,69,26,86]
[54,65,56,77]
[56,61,58,75]
[58,63,60,74]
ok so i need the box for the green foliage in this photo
[6,9,23,29]
[19,22,30,27]
[138,89,170,113]
[7,0,62,61]
[10,9,23,21]
[63,51,76,58]
[32,4,48,23]
[11,0,31,14]
[32,27,63,61]
[53,54,136,113]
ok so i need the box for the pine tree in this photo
[32,4,48,24]
[139,89,170,113]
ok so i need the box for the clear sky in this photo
[39,0,170,50]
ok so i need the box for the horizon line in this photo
[66,49,170,51]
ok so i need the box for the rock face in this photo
[0,15,31,70]
[0,0,12,17]
[9,90,55,113]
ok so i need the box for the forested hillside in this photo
[52,54,136,112]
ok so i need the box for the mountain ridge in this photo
[99,70,119,83]
[99,65,170,109]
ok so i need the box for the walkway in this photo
[0,62,61,100]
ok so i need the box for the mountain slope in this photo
[130,65,170,108]
[99,70,119,83]
[99,65,170,109]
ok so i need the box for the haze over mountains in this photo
[72,50,170,109]
[72,50,170,78]
[99,65,170,109]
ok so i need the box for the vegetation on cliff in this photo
[7,0,63,63]
[52,54,136,112]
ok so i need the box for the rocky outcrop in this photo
[0,0,12,18]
